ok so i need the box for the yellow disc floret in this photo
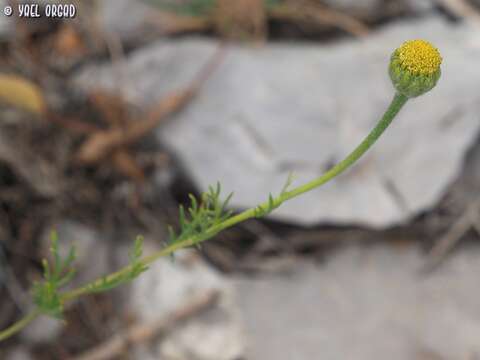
[397,40,442,75]
[389,39,442,98]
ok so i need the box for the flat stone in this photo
[74,17,480,227]
[130,245,246,360]
[234,243,480,360]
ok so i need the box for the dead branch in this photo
[72,290,220,360]
[46,111,100,135]
[215,0,267,40]
[146,10,211,35]
[435,0,480,25]
[269,1,369,38]
[74,43,226,165]
[111,149,145,182]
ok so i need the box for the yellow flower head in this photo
[396,40,442,75]
[389,39,442,98]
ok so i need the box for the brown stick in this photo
[269,2,369,38]
[436,0,480,24]
[111,149,145,182]
[72,290,220,360]
[75,44,226,165]
[146,10,211,35]
[215,0,267,40]
[46,111,100,134]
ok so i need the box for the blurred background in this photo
[1,0,480,359]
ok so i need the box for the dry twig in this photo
[72,290,219,360]
[435,0,480,25]
[146,10,211,35]
[145,0,368,39]
[215,0,267,40]
[269,0,369,37]
[74,43,226,166]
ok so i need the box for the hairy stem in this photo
[0,92,408,341]
[282,92,408,200]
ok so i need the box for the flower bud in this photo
[389,39,442,98]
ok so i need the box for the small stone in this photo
[19,313,62,344]
[129,243,246,360]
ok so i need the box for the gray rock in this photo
[234,243,480,360]
[96,0,155,44]
[129,244,246,360]
[19,313,62,344]
[74,17,480,227]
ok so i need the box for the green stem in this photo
[282,92,408,200]
[62,92,408,299]
[0,309,40,342]
[0,92,408,342]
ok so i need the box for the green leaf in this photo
[167,182,233,248]
[32,230,77,319]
